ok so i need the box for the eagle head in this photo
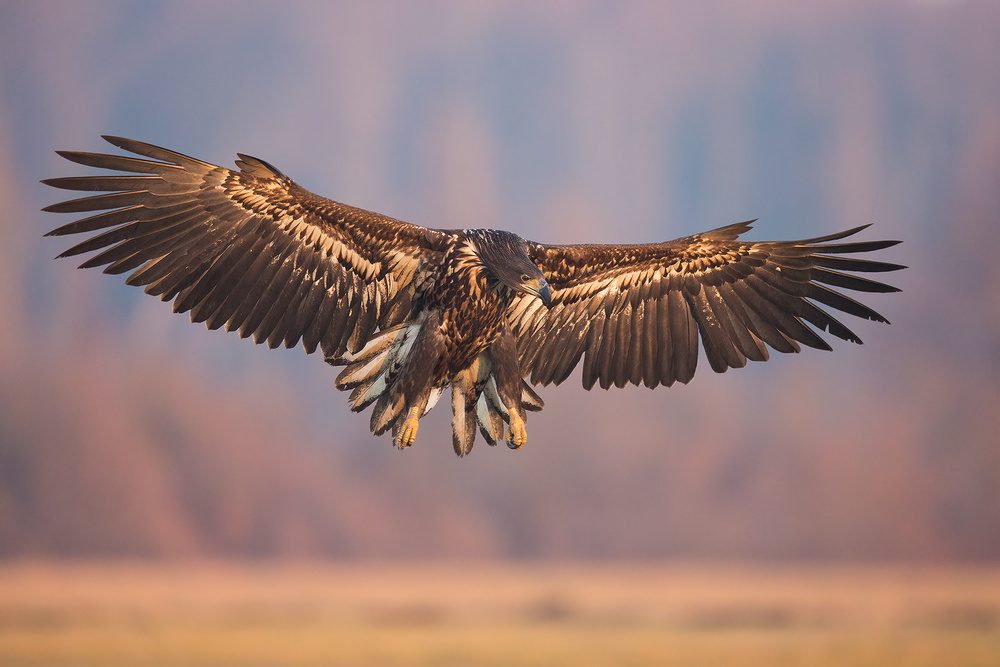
[466,229,552,307]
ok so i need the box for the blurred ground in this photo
[1,562,998,666]
[2,0,999,562]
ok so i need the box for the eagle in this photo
[44,137,903,456]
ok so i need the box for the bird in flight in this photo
[44,137,903,456]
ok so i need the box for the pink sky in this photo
[0,0,997,559]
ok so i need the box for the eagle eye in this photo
[520,273,530,282]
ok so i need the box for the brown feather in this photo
[515,221,901,390]
[46,136,449,361]
[46,138,903,456]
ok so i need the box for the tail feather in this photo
[348,374,387,412]
[483,375,508,418]
[371,390,407,436]
[451,384,478,456]
[423,386,445,416]
[334,323,402,365]
[331,318,546,453]
[451,356,493,456]
[477,379,505,446]
[339,354,387,390]
[521,380,544,411]
[333,324,404,389]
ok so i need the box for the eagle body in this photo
[418,230,521,376]
[44,137,903,457]
[339,228,545,454]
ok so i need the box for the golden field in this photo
[0,562,998,666]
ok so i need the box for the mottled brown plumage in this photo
[43,137,904,456]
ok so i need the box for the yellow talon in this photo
[506,413,527,450]
[395,408,421,449]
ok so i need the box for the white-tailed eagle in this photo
[44,137,903,456]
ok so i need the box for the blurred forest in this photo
[0,0,998,560]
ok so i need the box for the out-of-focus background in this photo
[3,0,998,562]
[3,1,999,663]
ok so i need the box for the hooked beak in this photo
[523,277,552,307]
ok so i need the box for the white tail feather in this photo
[354,375,388,410]
[342,354,385,387]
[336,323,402,365]
[477,393,504,445]
[371,391,406,435]
[483,375,508,418]
[521,380,544,411]
[423,387,444,416]
[334,315,545,451]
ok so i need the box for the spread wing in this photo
[510,221,904,389]
[44,136,450,358]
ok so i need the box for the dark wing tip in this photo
[99,135,158,156]
[799,224,903,249]
[702,219,757,241]
[235,153,289,180]
[40,199,80,215]
[100,135,132,148]
[39,177,85,191]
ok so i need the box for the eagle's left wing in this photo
[510,221,903,389]
[44,136,451,359]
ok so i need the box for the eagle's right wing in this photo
[510,221,904,390]
[44,136,451,358]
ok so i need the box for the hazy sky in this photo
[1,0,998,559]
